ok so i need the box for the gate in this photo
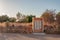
[32,18,44,33]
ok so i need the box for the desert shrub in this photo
[57,25,60,34]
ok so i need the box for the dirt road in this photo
[0,33,60,40]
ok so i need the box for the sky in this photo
[0,0,60,17]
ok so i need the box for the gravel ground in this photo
[0,33,60,40]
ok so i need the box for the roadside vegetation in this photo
[0,9,60,34]
[41,9,60,34]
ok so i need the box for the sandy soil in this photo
[0,33,60,40]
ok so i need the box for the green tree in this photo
[56,12,60,24]
[9,17,16,22]
[26,15,35,22]
[41,10,55,23]
[56,12,60,33]
[0,15,9,22]
[16,12,22,21]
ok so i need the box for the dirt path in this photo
[0,33,60,40]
